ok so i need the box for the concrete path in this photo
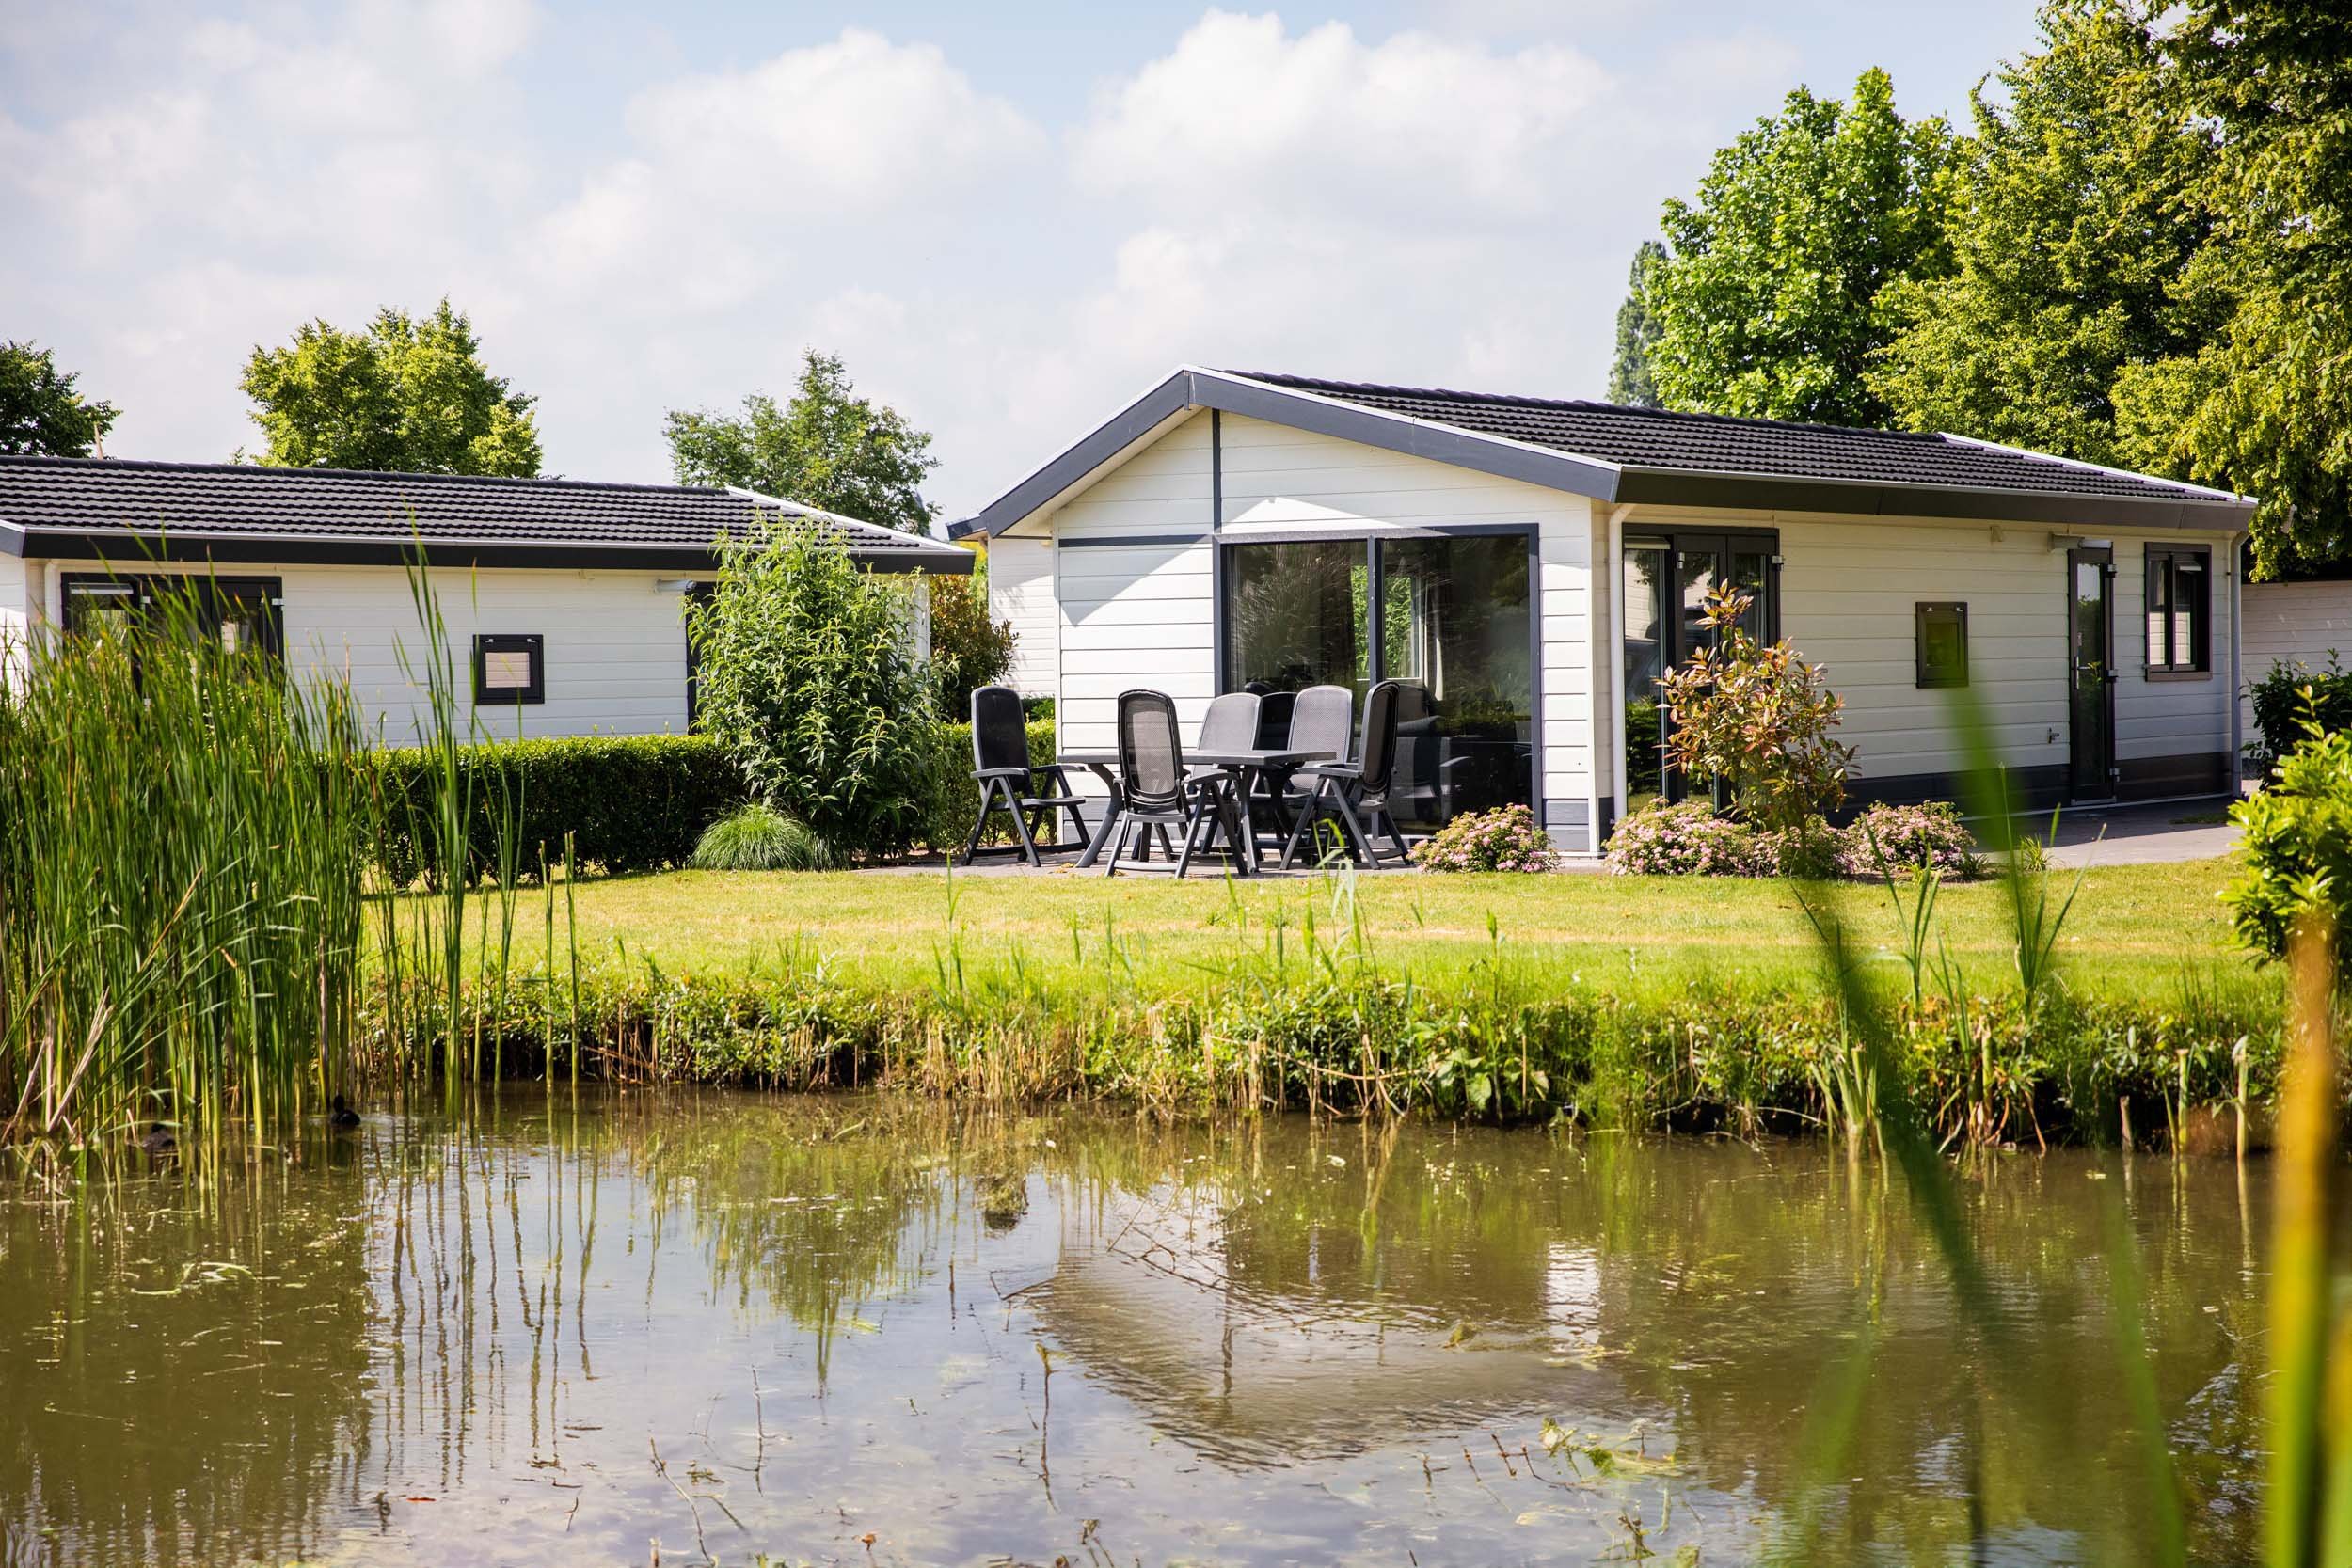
[2037,802,2241,867]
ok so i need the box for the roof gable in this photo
[952,368,2255,539]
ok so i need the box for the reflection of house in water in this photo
[1028,1180,1625,1467]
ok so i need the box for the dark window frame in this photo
[1915,601,1969,689]
[59,572,285,662]
[473,633,546,705]
[2143,546,2212,677]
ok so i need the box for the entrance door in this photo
[1623,531,1776,807]
[2066,547,2115,800]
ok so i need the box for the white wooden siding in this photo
[0,553,25,690]
[1629,509,2238,792]
[40,562,694,742]
[987,535,1058,697]
[2241,578,2352,734]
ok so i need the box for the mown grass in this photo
[515,858,2249,1002]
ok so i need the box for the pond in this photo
[0,1090,2267,1567]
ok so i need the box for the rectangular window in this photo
[1915,602,1969,689]
[61,574,283,662]
[2143,548,2210,674]
[474,633,545,705]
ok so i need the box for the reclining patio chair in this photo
[1279,679,1412,868]
[960,685,1089,868]
[1103,689,1235,879]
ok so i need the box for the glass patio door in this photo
[1623,531,1775,809]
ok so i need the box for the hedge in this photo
[373,734,743,882]
[2247,654,2352,767]
[373,720,1063,883]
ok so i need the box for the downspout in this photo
[1605,503,1633,850]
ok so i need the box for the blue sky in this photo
[2,0,2042,519]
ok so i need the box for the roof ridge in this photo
[0,451,734,500]
[1226,371,1967,446]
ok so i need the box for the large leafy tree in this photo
[1870,3,2219,467]
[1642,68,1962,426]
[1605,241,1666,408]
[239,300,541,476]
[2110,2,2352,578]
[664,351,938,532]
[0,341,119,457]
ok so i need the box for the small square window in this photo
[474,633,545,705]
[1915,602,1968,689]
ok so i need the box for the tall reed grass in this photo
[0,586,372,1163]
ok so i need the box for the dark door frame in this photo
[1623,528,1782,803]
[2064,545,2118,802]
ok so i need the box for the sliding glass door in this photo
[1220,531,1534,830]
[1622,531,1776,810]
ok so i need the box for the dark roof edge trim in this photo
[1613,469,2254,531]
[955,367,1627,538]
[17,530,973,575]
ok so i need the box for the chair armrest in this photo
[972,766,1034,782]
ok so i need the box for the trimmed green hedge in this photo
[373,721,1064,883]
[373,734,743,882]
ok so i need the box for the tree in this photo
[1644,69,1962,426]
[2110,2,2352,578]
[683,526,937,859]
[0,341,119,457]
[1605,242,1666,408]
[664,352,938,533]
[1871,3,2219,468]
[927,561,1017,721]
[239,300,540,476]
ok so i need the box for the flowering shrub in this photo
[1752,816,1845,879]
[1409,804,1554,873]
[1604,800,1763,876]
[1838,801,1983,879]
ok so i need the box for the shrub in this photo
[1409,804,1554,873]
[2225,722,2352,982]
[1657,584,1857,831]
[686,528,939,859]
[2245,653,2352,769]
[1752,816,1845,879]
[691,803,843,871]
[1839,801,1983,880]
[1605,800,1763,875]
[373,733,739,883]
[927,570,1018,721]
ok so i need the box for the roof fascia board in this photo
[19,530,973,575]
[0,518,24,558]
[722,485,967,556]
[1613,469,2254,531]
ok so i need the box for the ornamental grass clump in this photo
[1407,804,1553,873]
[691,802,843,872]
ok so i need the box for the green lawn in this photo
[525,856,2260,1003]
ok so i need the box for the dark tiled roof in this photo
[0,455,965,565]
[1231,372,2246,509]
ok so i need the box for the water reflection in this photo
[0,1091,2273,1566]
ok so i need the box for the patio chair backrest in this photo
[969,685,1031,775]
[1253,690,1295,749]
[1116,689,1186,812]
[1287,684,1355,764]
[1196,690,1261,755]
[1358,680,1406,797]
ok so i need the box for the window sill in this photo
[2141,668,2212,683]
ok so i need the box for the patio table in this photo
[1057,748,1333,875]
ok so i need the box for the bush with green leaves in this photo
[1605,800,1763,876]
[1657,585,1858,832]
[686,527,939,860]
[373,733,739,883]
[928,569,1018,721]
[2245,654,2352,770]
[2225,722,2352,982]
[691,803,843,871]
[1839,801,1983,879]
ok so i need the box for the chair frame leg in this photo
[960,778,1003,867]
[1280,779,1330,868]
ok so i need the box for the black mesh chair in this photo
[1279,679,1412,868]
[960,685,1088,867]
[1252,690,1296,749]
[1104,689,1233,878]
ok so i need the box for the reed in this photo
[0,584,372,1164]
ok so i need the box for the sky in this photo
[2,0,2046,522]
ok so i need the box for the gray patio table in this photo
[1057,747,1334,875]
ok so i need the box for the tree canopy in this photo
[1638,69,1962,426]
[239,300,541,476]
[1605,242,1665,409]
[0,341,119,458]
[664,352,938,533]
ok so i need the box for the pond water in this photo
[0,1090,2270,1567]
